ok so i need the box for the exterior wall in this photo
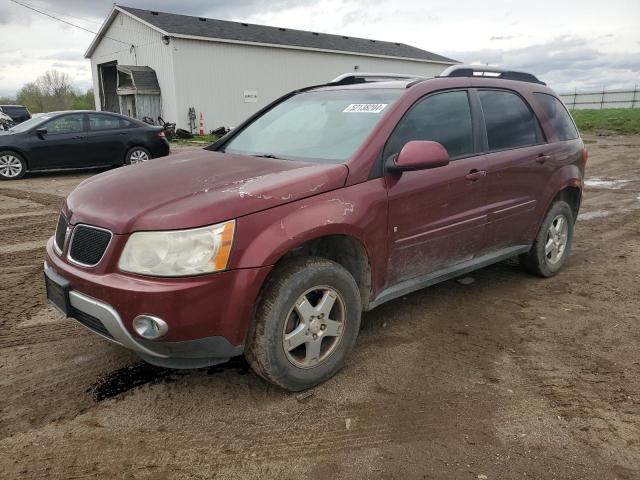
[560,88,640,110]
[171,38,452,129]
[89,12,178,122]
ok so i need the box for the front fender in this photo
[229,178,389,292]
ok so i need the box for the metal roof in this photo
[87,5,457,64]
[116,65,161,94]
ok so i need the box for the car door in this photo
[28,113,87,169]
[384,90,488,286]
[85,113,132,165]
[476,89,550,250]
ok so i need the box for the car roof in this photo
[308,66,554,95]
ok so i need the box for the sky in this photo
[0,0,639,98]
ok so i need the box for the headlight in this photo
[118,220,235,276]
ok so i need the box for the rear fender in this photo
[529,163,582,239]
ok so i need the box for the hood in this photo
[65,150,348,234]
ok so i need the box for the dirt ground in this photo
[0,135,638,479]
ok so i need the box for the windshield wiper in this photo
[253,153,281,159]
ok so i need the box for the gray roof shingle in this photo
[118,6,457,64]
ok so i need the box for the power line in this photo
[27,2,104,25]
[8,0,131,47]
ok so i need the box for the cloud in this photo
[445,36,640,92]
[2,0,639,98]
[0,0,305,25]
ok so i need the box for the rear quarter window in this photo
[533,93,578,141]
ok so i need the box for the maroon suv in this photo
[44,66,586,391]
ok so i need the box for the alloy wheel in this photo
[0,154,23,178]
[545,214,569,265]
[282,286,346,369]
[129,150,150,164]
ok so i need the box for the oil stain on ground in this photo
[88,357,251,401]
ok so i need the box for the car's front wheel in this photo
[246,257,362,391]
[0,151,26,180]
[520,200,574,277]
[125,146,151,165]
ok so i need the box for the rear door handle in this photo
[119,131,129,135]
[536,154,551,164]
[465,169,487,181]
[71,135,85,140]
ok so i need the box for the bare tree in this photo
[16,70,93,113]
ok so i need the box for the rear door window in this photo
[88,113,129,131]
[478,90,541,150]
[1,106,29,118]
[533,93,578,141]
[384,90,474,159]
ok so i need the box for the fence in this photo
[559,87,640,110]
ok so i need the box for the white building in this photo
[86,6,457,130]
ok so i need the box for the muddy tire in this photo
[0,151,26,180]
[520,201,574,277]
[245,257,362,391]
[125,146,151,165]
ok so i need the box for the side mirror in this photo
[388,140,450,173]
[35,128,47,136]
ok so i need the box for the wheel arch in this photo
[274,234,373,310]
[528,165,582,243]
[0,147,30,169]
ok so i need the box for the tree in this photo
[15,70,95,113]
[71,89,95,110]
[16,83,46,113]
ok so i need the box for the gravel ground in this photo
[0,136,638,479]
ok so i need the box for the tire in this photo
[125,146,151,165]
[0,151,26,180]
[520,200,574,277]
[245,257,362,391]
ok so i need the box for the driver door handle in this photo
[536,154,551,164]
[465,169,487,181]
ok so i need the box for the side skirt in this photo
[367,245,530,310]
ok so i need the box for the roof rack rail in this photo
[331,72,426,85]
[438,65,546,85]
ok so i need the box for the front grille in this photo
[54,214,68,252]
[68,225,112,267]
[71,309,114,339]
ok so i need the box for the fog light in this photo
[133,315,168,340]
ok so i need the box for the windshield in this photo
[222,88,403,163]
[9,115,51,133]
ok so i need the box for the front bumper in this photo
[45,237,271,368]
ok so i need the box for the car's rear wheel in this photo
[125,146,151,165]
[520,200,574,277]
[0,151,26,180]
[245,257,362,391]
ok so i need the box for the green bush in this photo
[571,108,640,135]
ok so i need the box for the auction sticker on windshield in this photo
[343,104,388,113]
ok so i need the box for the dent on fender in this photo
[231,179,388,274]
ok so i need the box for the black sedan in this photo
[0,111,170,180]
